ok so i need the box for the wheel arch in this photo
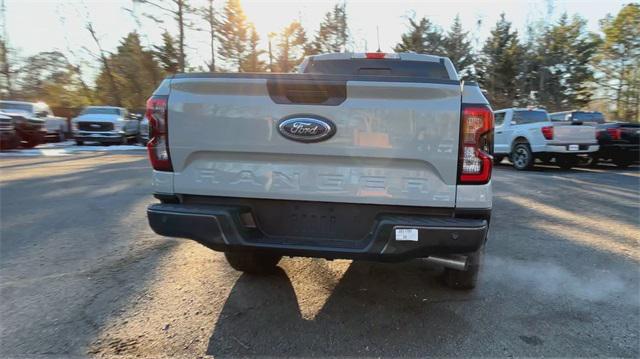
[511,136,530,151]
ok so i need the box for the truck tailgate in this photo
[167,76,462,207]
[553,123,596,143]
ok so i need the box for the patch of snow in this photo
[0,149,72,157]
[1,142,146,157]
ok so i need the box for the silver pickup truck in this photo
[146,53,494,289]
[72,106,140,145]
[493,108,598,170]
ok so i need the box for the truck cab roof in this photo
[494,108,548,113]
[299,52,459,81]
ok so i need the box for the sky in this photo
[2,0,630,81]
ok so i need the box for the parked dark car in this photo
[0,112,20,149]
[591,122,640,167]
[0,109,46,149]
[550,111,638,167]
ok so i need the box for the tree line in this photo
[0,1,638,122]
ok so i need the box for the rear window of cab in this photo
[303,59,450,80]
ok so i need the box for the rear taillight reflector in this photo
[607,128,621,140]
[459,105,494,184]
[146,95,173,172]
[541,126,554,140]
[360,52,399,59]
[365,52,387,59]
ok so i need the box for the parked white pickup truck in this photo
[146,52,494,289]
[493,108,598,170]
[72,106,140,145]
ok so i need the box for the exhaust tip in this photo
[423,255,468,271]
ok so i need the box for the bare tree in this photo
[198,0,216,72]
[0,0,14,97]
[85,21,122,106]
[57,6,94,103]
[134,0,192,72]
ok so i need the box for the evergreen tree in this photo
[241,25,266,72]
[443,15,474,79]
[153,31,180,74]
[534,14,600,111]
[95,32,163,109]
[134,0,193,72]
[477,13,524,108]
[311,3,348,53]
[276,21,309,72]
[518,24,544,107]
[594,4,640,122]
[394,17,445,55]
[217,0,249,71]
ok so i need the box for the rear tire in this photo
[613,156,633,168]
[444,245,484,290]
[136,134,148,146]
[580,154,597,167]
[224,251,282,274]
[511,143,534,170]
[20,137,40,149]
[556,155,578,170]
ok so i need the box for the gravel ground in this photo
[0,152,638,357]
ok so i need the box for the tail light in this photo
[365,52,387,59]
[459,105,494,184]
[146,95,172,171]
[358,52,400,59]
[541,126,554,140]
[606,128,621,140]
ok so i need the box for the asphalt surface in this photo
[0,152,638,357]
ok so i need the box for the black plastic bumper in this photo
[147,203,489,261]
[74,135,125,143]
[598,143,640,156]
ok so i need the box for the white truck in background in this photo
[493,108,598,170]
[71,106,140,145]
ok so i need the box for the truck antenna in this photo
[376,26,381,52]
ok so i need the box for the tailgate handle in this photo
[267,80,346,106]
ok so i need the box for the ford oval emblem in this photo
[277,115,336,143]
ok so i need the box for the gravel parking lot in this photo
[0,151,638,357]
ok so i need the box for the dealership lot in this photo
[0,151,638,357]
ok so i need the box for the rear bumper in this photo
[541,144,599,154]
[74,131,125,143]
[598,143,640,154]
[147,203,489,261]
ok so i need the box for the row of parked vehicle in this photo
[493,108,639,169]
[0,100,637,170]
[0,100,150,149]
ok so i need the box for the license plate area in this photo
[395,228,419,241]
[568,144,579,151]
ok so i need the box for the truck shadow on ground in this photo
[206,260,477,357]
[205,162,639,357]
